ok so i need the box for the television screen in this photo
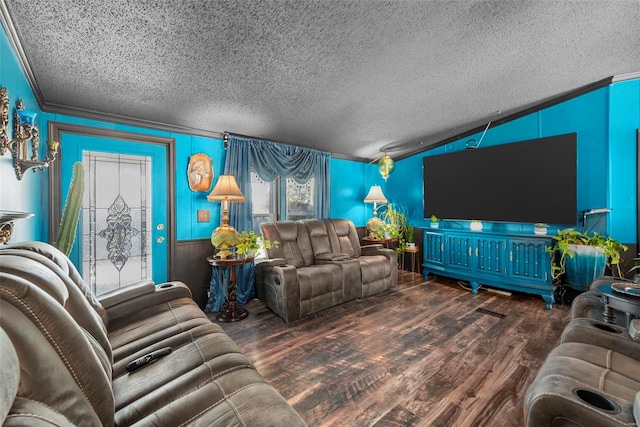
[423,133,577,225]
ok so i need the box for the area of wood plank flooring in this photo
[215,271,570,427]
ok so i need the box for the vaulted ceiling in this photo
[2,0,639,160]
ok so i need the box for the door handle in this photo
[156,236,165,244]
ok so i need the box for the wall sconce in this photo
[378,153,395,180]
[0,87,59,180]
[207,174,246,258]
[363,185,387,236]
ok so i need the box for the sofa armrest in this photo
[560,318,640,359]
[99,281,193,323]
[256,257,289,267]
[255,262,301,322]
[99,280,156,308]
[361,245,397,264]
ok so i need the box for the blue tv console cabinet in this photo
[422,228,556,309]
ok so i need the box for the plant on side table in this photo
[405,224,415,249]
[377,203,408,255]
[546,228,627,291]
[236,230,278,257]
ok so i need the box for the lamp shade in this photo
[378,154,395,180]
[364,185,387,203]
[207,175,245,202]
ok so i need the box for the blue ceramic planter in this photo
[565,244,606,291]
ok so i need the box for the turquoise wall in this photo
[389,83,639,244]
[329,158,368,226]
[0,26,46,242]
[609,79,640,244]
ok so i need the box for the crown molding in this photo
[612,71,640,82]
[42,101,224,140]
[0,0,45,107]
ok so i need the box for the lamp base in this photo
[211,223,239,258]
[366,216,385,236]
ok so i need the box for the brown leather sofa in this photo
[256,219,397,322]
[524,279,640,426]
[0,241,306,426]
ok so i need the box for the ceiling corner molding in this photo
[0,0,45,108]
[612,71,640,82]
[330,152,373,163]
[42,101,224,140]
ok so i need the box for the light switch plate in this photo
[197,210,210,223]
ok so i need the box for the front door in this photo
[56,129,172,296]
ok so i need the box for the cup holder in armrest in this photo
[592,322,623,334]
[572,389,619,413]
[158,283,176,290]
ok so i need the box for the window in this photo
[250,171,314,233]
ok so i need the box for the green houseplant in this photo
[404,224,415,249]
[55,162,84,256]
[429,214,439,228]
[377,203,408,255]
[235,230,278,257]
[546,228,627,291]
[534,223,548,235]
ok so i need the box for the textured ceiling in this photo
[2,0,639,160]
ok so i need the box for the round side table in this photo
[596,282,640,327]
[207,255,254,322]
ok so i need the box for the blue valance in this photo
[205,134,331,312]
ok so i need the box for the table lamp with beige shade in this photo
[207,174,245,258]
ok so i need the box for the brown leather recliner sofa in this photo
[0,241,306,426]
[524,277,640,426]
[256,219,397,322]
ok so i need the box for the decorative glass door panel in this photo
[83,151,152,295]
[60,133,168,295]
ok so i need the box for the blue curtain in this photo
[205,134,330,312]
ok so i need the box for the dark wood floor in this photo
[215,271,570,427]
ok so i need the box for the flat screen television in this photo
[423,133,577,225]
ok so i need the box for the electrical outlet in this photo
[197,210,210,223]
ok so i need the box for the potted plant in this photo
[546,228,627,291]
[376,204,409,255]
[236,230,278,257]
[405,224,415,249]
[470,220,483,231]
[430,215,439,228]
[534,223,548,235]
